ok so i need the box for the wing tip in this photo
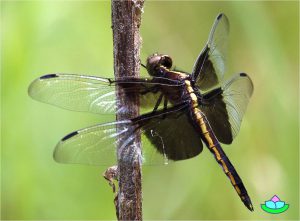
[61,131,78,141]
[53,131,79,163]
[215,13,229,33]
[217,13,224,20]
[240,72,254,95]
[28,74,59,98]
[40,74,59,79]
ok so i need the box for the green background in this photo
[2,1,299,220]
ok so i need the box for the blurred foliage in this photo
[1,1,299,220]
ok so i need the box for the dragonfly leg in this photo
[163,96,168,111]
[152,93,164,113]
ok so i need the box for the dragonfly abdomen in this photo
[191,108,254,211]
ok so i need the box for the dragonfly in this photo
[28,13,254,211]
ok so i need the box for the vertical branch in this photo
[111,0,144,220]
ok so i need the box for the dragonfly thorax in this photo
[146,54,173,77]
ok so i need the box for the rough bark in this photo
[111,0,144,220]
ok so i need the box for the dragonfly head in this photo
[146,54,173,77]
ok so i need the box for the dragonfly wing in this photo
[28,74,182,115]
[54,120,131,165]
[28,74,120,114]
[54,103,203,166]
[200,73,253,144]
[191,13,229,91]
[133,103,203,163]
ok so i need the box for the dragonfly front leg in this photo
[152,93,164,113]
[163,96,168,111]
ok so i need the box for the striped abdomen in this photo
[192,107,253,211]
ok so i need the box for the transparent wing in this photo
[191,13,229,90]
[28,73,183,115]
[54,121,129,165]
[200,73,253,144]
[54,103,203,166]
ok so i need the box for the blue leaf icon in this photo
[265,201,276,209]
[275,201,285,209]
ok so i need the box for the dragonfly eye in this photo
[160,56,173,69]
[146,54,172,77]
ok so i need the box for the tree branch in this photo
[111,0,144,220]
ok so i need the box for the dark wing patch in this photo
[201,73,253,144]
[193,46,219,90]
[133,104,203,161]
[201,87,233,144]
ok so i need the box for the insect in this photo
[28,13,254,211]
